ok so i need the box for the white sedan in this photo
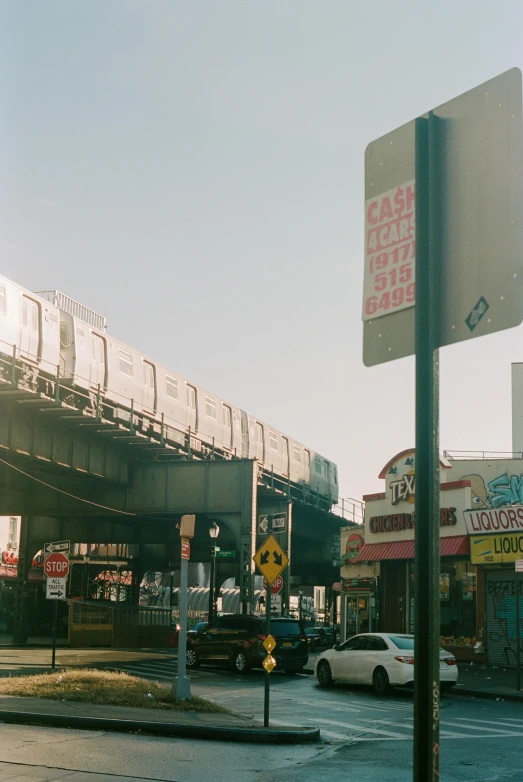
[314,632,458,694]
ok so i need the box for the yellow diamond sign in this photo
[263,654,276,673]
[253,534,289,585]
[263,634,276,653]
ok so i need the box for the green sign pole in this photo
[414,110,441,782]
[264,587,272,728]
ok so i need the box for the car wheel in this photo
[186,648,200,669]
[317,660,333,687]
[441,682,456,693]
[233,650,250,674]
[372,666,390,695]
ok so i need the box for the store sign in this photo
[370,508,457,533]
[363,180,416,321]
[470,532,523,564]
[464,507,523,535]
[390,472,416,505]
[345,533,364,564]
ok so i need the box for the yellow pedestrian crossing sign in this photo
[253,534,289,585]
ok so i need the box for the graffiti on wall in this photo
[487,580,523,667]
[462,473,523,510]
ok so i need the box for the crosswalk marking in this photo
[314,717,408,739]
[452,717,523,727]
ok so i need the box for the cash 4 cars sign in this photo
[363,181,416,321]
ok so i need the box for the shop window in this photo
[408,561,477,643]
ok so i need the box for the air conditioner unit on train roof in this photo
[35,290,107,332]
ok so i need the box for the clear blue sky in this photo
[1,1,523,503]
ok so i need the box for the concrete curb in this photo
[0,709,321,744]
[450,688,523,703]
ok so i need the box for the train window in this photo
[269,432,278,450]
[60,323,70,350]
[142,361,155,389]
[21,297,29,327]
[333,466,338,484]
[186,384,196,410]
[241,416,247,435]
[0,284,5,315]
[166,376,178,399]
[314,460,322,474]
[324,461,329,477]
[118,349,133,376]
[205,396,216,419]
[91,335,97,361]
[293,445,301,463]
[31,301,38,332]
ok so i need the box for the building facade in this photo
[355,449,523,666]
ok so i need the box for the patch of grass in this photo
[0,669,228,713]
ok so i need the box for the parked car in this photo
[304,627,322,650]
[314,633,458,694]
[186,614,308,674]
[187,621,208,638]
[311,626,336,646]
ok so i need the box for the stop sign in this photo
[263,576,283,595]
[44,552,70,578]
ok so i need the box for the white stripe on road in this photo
[314,718,410,739]
[454,717,523,728]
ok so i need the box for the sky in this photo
[1,1,523,507]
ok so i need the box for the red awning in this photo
[0,566,44,582]
[355,535,469,562]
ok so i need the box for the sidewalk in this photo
[0,637,319,743]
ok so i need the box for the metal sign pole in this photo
[414,110,441,782]
[174,538,191,701]
[516,571,521,691]
[51,601,58,670]
[264,587,272,728]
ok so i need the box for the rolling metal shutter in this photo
[485,570,523,668]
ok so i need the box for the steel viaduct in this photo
[0,376,353,642]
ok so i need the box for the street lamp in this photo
[298,589,303,623]
[208,522,220,623]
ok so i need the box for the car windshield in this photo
[389,635,415,649]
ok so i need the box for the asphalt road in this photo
[1,653,522,781]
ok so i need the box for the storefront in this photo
[339,526,379,642]
[356,449,523,665]
[464,492,523,668]
[355,449,478,659]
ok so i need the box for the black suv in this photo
[185,614,308,673]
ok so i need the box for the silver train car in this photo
[0,274,338,503]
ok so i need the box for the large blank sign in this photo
[363,68,523,367]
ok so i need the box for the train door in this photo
[304,449,311,484]
[186,384,197,431]
[142,360,156,413]
[282,437,290,475]
[223,404,232,449]
[240,411,249,457]
[255,422,264,462]
[20,296,40,361]
[90,333,106,389]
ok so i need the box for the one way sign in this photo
[253,534,289,585]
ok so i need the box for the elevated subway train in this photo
[0,274,338,504]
